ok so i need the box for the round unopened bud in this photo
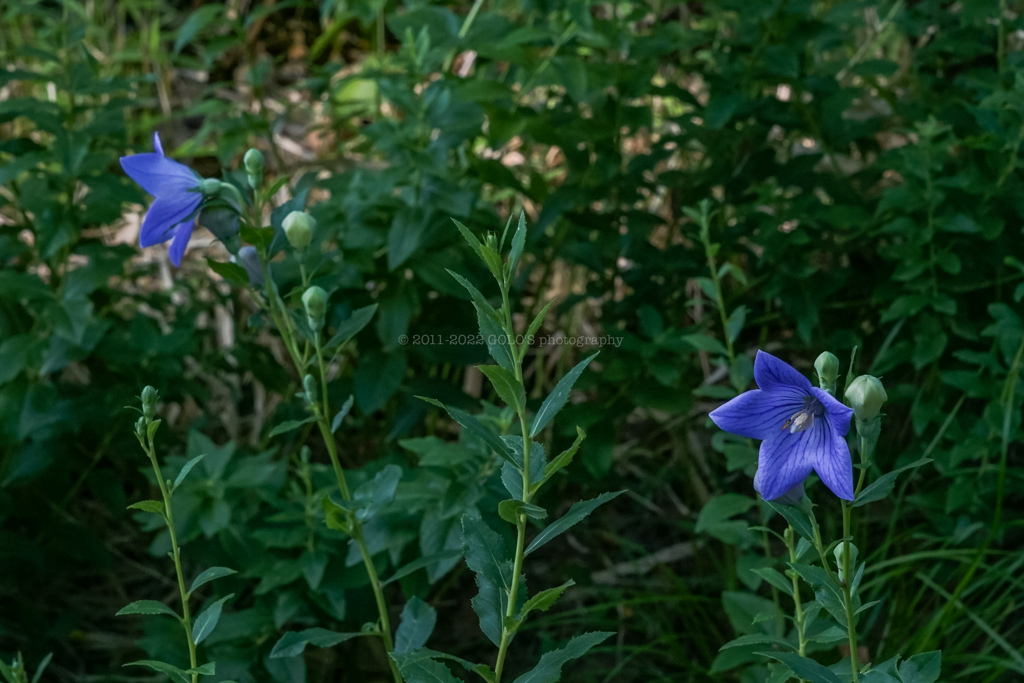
[302,285,328,331]
[199,177,224,198]
[814,351,840,394]
[244,148,265,176]
[845,375,887,422]
[141,385,159,421]
[135,416,147,439]
[283,211,315,251]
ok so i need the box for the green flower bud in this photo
[244,148,265,190]
[141,385,159,421]
[244,148,265,176]
[845,375,887,422]
[303,374,318,404]
[134,416,147,440]
[814,351,840,395]
[283,211,315,252]
[302,285,328,332]
[199,177,224,198]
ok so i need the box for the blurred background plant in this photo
[1,0,1022,681]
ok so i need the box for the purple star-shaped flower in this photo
[120,132,202,267]
[710,350,855,501]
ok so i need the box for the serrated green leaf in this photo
[511,631,613,683]
[128,500,165,515]
[116,600,179,619]
[898,651,941,683]
[479,365,525,413]
[757,652,841,683]
[416,397,517,468]
[537,426,585,489]
[530,352,598,437]
[189,566,237,594]
[520,580,574,620]
[525,491,623,556]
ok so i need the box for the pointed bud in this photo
[845,375,887,422]
[135,416,147,440]
[302,285,328,332]
[814,351,840,395]
[141,385,159,421]
[283,211,315,252]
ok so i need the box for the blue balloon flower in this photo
[710,350,855,501]
[119,132,202,267]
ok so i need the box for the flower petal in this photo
[168,218,195,267]
[754,350,813,393]
[120,153,200,197]
[710,389,805,440]
[811,387,854,437]
[813,408,855,500]
[755,422,822,501]
[139,194,202,248]
[153,130,164,156]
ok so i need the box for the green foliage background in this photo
[1,0,1023,681]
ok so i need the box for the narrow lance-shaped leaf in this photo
[507,212,527,278]
[417,397,517,468]
[189,566,237,594]
[519,580,574,621]
[854,457,932,507]
[192,593,233,645]
[479,365,525,413]
[324,304,378,351]
[124,661,190,683]
[536,426,586,490]
[758,652,842,683]
[173,453,206,489]
[116,600,179,619]
[331,394,355,433]
[530,352,598,437]
[128,500,165,515]
[270,628,365,658]
[511,631,614,683]
[525,491,624,556]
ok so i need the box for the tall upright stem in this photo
[312,332,400,683]
[494,282,530,683]
[144,434,198,683]
[841,503,860,683]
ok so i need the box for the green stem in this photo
[785,526,808,673]
[144,434,198,683]
[494,278,531,683]
[841,503,860,683]
[312,332,400,683]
